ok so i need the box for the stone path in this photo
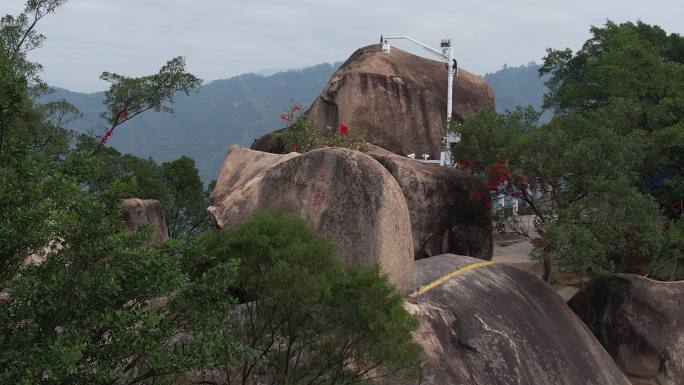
[491,226,582,302]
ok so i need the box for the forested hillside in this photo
[43,63,340,181]
[483,62,548,113]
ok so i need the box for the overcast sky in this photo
[4,0,683,92]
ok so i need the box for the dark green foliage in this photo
[540,20,684,219]
[195,211,422,385]
[0,1,77,155]
[454,106,542,168]
[0,0,67,95]
[453,108,666,280]
[0,48,27,151]
[541,21,684,117]
[160,156,210,236]
[39,98,83,129]
[453,20,683,280]
[65,136,210,237]
[0,139,232,384]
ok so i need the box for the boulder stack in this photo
[249,44,495,262]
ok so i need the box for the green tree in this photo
[540,21,684,219]
[160,156,210,237]
[453,20,683,281]
[453,108,665,281]
[0,0,78,154]
[0,48,27,152]
[64,136,209,238]
[0,0,66,95]
[99,56,202,144]
[194,211,422,385]
[0,139,250,384]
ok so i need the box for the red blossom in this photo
[669,201,683,213]
[467,190,492,209]
[281,111,293,122]
[484,159,512,192]
[101,128,113,144]
[530,236,550,252]
[468,191,482,201]
[458,159,478,171]
[339,122,349,136]
[292,143,301,153]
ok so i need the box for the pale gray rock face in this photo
[369,148,492,260]
[209,145,414,294]
[407,254,631,385]
[210,144,299,206]
[251,44,495,158]
[121,198,169,245]
[569,274,684,385]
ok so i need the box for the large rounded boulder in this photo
[407,254,631,385]
[209,145,414,293]
[370,148,492,260]
[252,44,494,159]
[568,274,684,385]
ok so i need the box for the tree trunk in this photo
[542,258,551,282]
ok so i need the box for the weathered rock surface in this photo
[568,274,684,385]
[208,145,414,293]
[252,44,495,159]
[122,198,169,245]
[407,254,631,385]
[369,148,492,260]
[211,144,299,203]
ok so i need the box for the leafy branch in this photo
[99,56,202,145]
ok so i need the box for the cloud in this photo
[4,0,683,92]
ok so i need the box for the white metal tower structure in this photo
[380,35,460,166]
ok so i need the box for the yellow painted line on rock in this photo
[408,261,496,299]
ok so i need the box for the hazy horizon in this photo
[4,0,683,92]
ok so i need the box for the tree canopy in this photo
[99,56,202,144]
[452,20,684,281]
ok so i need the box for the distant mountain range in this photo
[44,61,547,182]
[483,62,547,112]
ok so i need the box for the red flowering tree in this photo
[452,106,670,282]
[99,56,202,144]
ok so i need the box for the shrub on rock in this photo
[195,210,422,384]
